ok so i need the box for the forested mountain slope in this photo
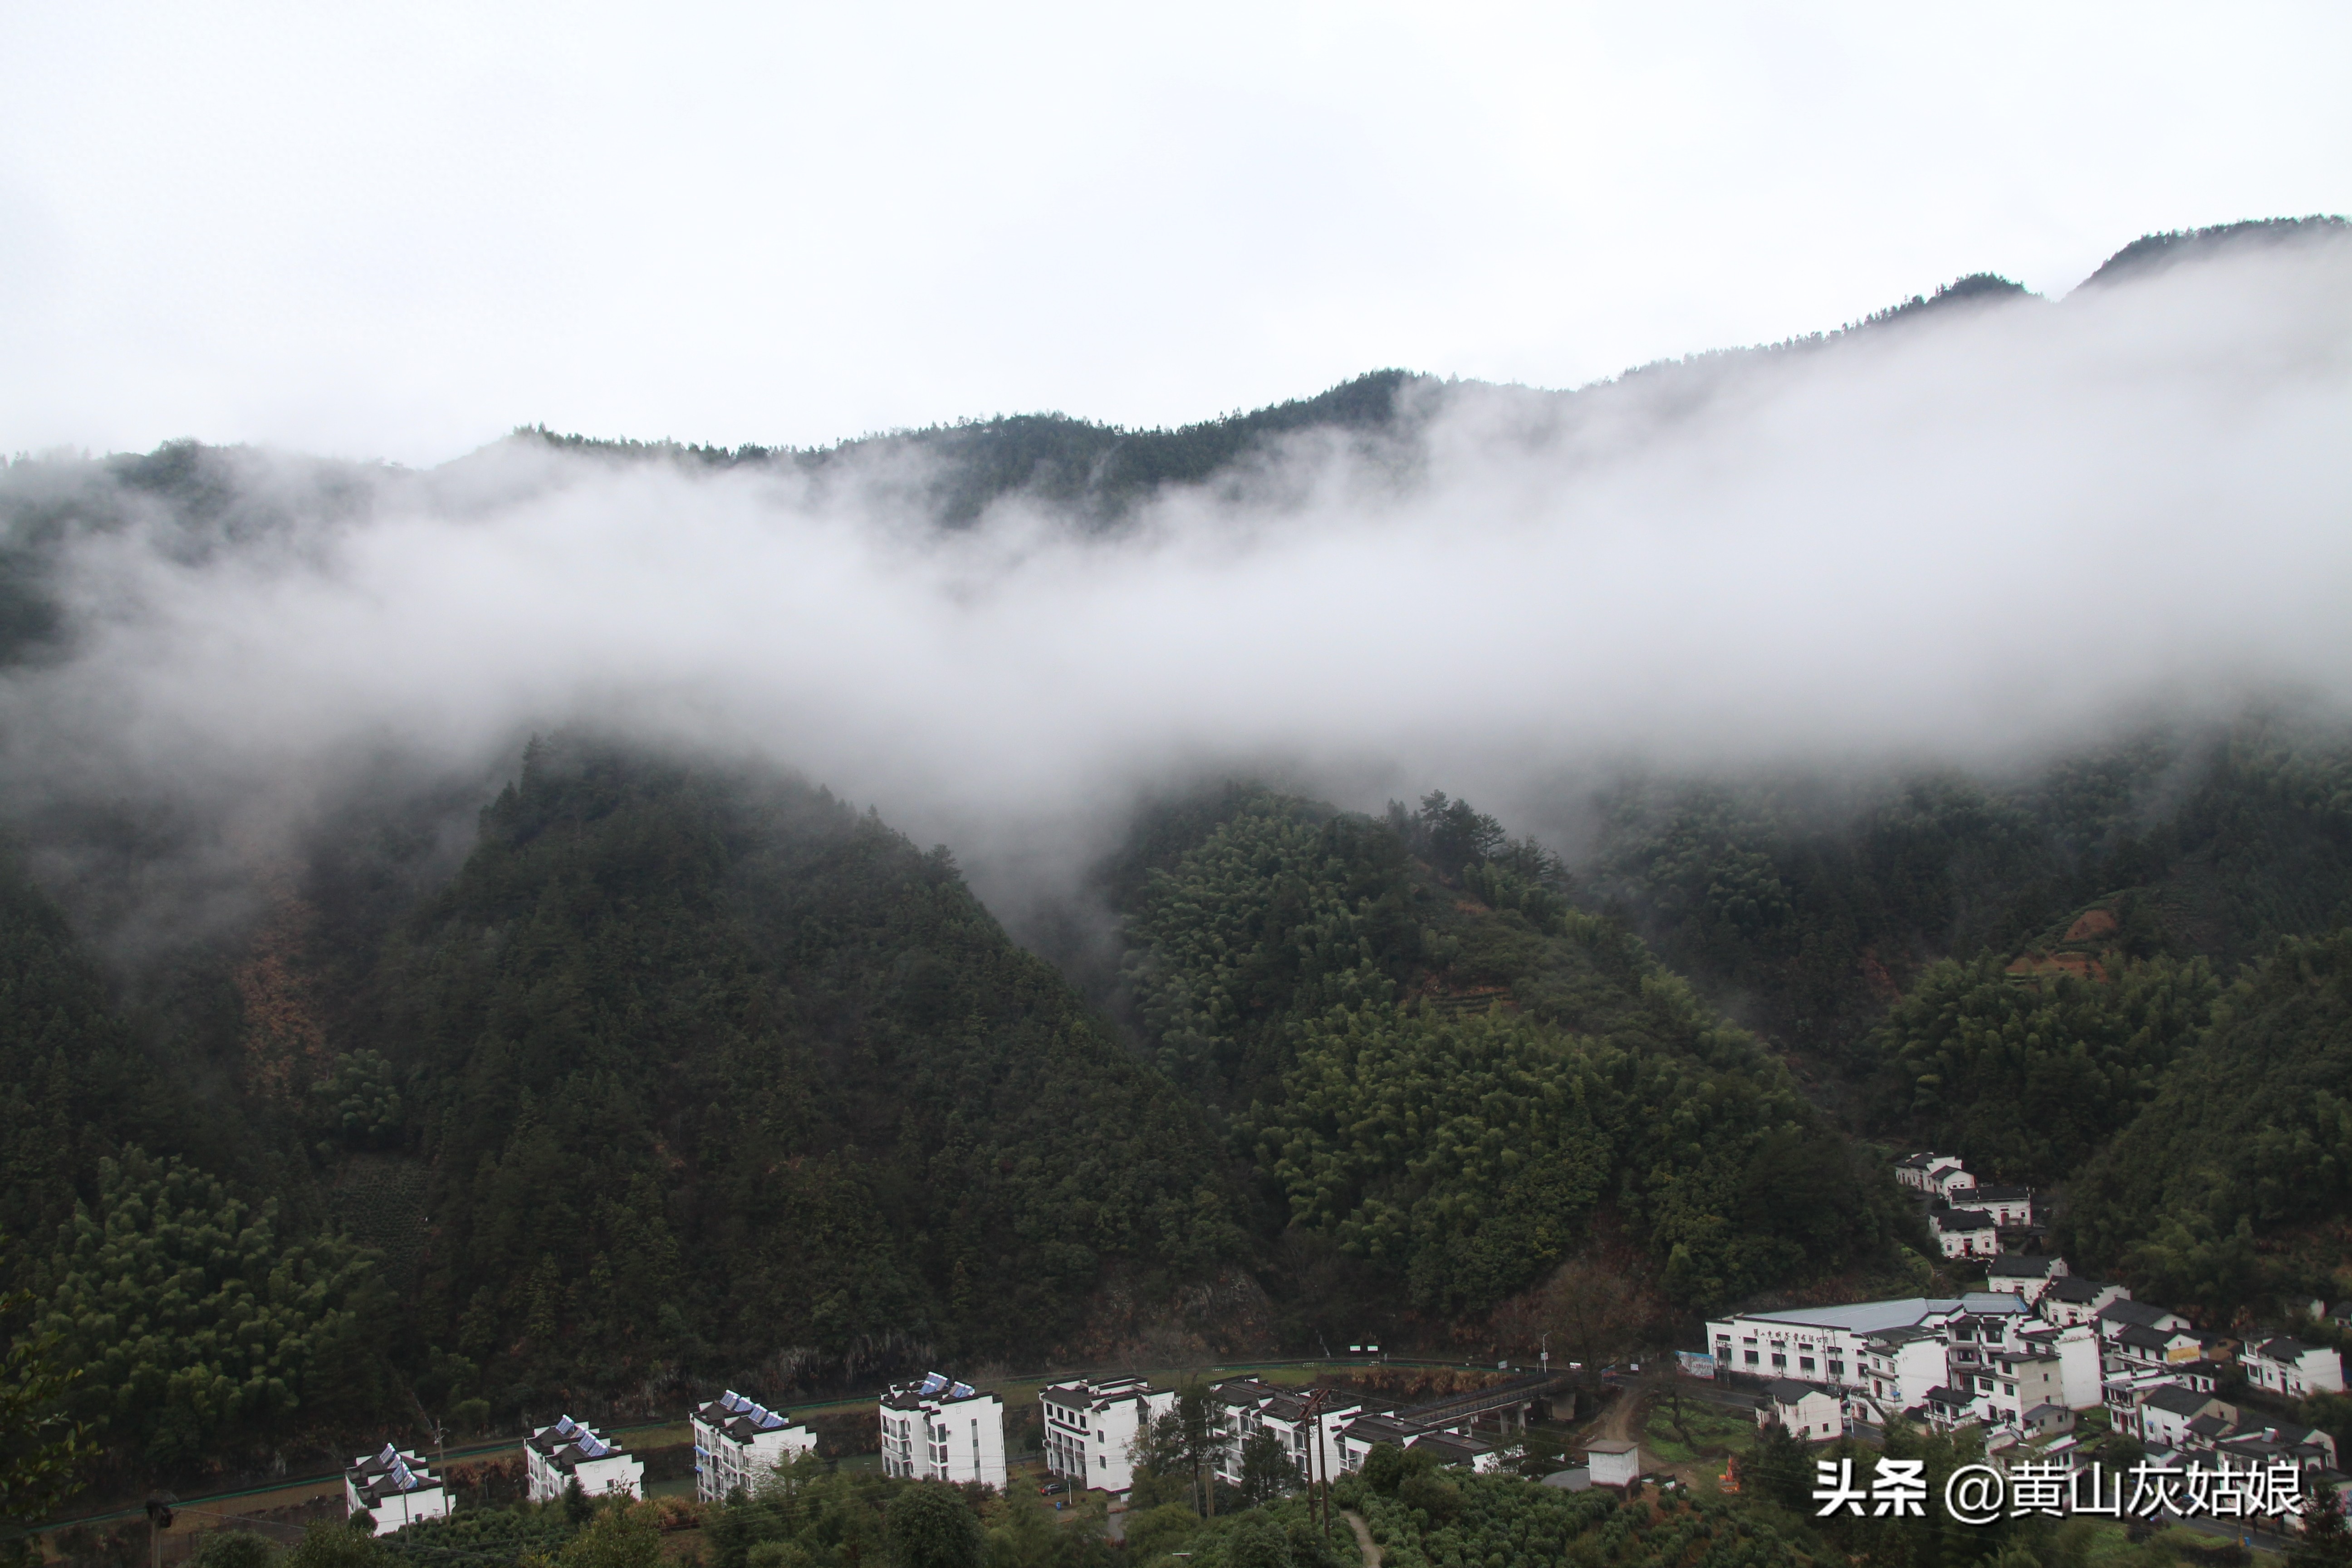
[2059,930,2352,1316]
[1106,789,1917,1328]
[372,742,1239,1395]
[1582,717,2352,1304]
[1585,717,2352,1064]
[1,742,1243,1479]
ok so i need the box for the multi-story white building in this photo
[1706,1294,2026,1393]
[1208,1377,1363,1489]
[1039,1377,1175,1495]
[1856,1327,1952,1421]
[692,1391,817,1502]
[2016,1323,2107,1410]
[1332,1411,1501,1475]
[1955,1348,2063,1431]
[879,1373,1006,1489]
[1336,1413,1421,1474]
[525,1418,643,1503]
[344,1444,451,1530]
[2244,1336,2346,1398]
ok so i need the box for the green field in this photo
[1642,1401,1758,1464]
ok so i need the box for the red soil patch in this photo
[1858,948,1901,1003]
[2063,907,2121,943]
[2005,950,2109,983]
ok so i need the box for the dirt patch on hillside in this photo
[2063,907,2121,943]
[2004,951,2109,983]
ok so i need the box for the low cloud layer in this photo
[4,236,2348,938]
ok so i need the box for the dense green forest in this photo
[1112,791,1914,1319]
[2060,931,2352,1316]
[381,744,1237,1397]
[1588,719,2352,1062]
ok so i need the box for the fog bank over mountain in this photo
[2,227,2347,941]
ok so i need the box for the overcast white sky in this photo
[2,1,2346,466]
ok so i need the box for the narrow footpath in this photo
[1343,1510,1381,1568]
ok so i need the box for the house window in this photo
[1771,1354,1787,1369]
[1745,1352,1759,1366]
[1799,1357,1815,1372]
[1828,1361,1844,1377]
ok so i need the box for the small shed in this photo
[1540,1468,1592,1493]
[1762,1379,1846,1442]
[1586,1440,1639,1489]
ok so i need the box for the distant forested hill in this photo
[1584,717,2352,1066]
[1589,716,2352,1311]
[521,368,1433,528]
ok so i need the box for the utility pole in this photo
[145,1493,174,1568]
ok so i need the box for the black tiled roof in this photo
[2257,1336,2318,1361]
[2143,1387,2212,1418]
[2096,1300,2180,1330]
[2044,1277,2112,1303]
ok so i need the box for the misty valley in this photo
[3,217,2350,1568]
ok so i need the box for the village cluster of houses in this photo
[331,1150,2347,1533]
[891,1367,1550,1498]
[342,1364,1554,1534]
[340,1400,815,1527]
[1895,1152,2043,1259]
[1696,1152,2352,1525]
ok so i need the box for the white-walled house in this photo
[1931,1208,1999,1259]
[1983,1256,2065,1304]
[2244,1337,2346,1398]
[345,1445,451,1530]
[880,1373,1006,1489]
[1760,1380,1844,1441]
[1895,1154,1975,1200]
[1040,1377,1176,1495]
[2134,1386,2237,1449]
[2109,1323,2207,1372]
[2094,1300,2192,1342]
[1970,1186,2036,1228]
[692,1392,817,1502]
[2038,1277,2129,1327]
[526,1418,643,1503]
